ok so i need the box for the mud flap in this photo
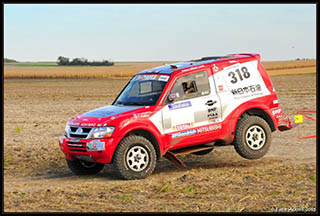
[278,123,299,131]
[278,116,299,131]
[164,151,186,168]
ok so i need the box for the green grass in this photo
[183,186,195,194]
[4,156,12,169]
[158,183,171,193]
[120,194,131,202]
[15,127,22,132]
[271,191,280,196]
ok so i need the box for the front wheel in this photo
[66,159,104,175]
[113,135,156,180]
[233,115,271,159]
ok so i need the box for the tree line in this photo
[4,58,18,63]
[57,56,114,66]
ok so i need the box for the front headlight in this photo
[65,124,70,137]
[90,127,115,138]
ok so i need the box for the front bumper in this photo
[59,136,120,164]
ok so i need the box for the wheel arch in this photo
[123,128,162,160]
[240,108,276,132]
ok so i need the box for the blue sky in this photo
[4,4,316,62]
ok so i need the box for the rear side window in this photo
[170,71,210,101]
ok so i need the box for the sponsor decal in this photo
[168,101,192,110]
[218,85,223,92]
[158,75,170,82]
[272,108,281,115]
[69,122,80,126]
[223,63,240,71]
[181,65,205,72]
[135,74,169,82]
[272,107,282,119]
[136,112,152,118]
[273,99,278,104]
[201,90,209,95]
[173,122,194,131]
[71,138,80,142]
[231,84,262,96]
[205,100,217,106]
[208,107,217,112]
[80,123,96,127]
[171,139,182,145]
[197,124,222,134]
[208,112,218,120]
[87,140,105,151]
[212,64,219,72]
[135,74,157,81]
[171,129,196,139]
[196,73,204,78]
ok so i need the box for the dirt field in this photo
[3,72,317,212]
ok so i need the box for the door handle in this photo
[205,100,217,106]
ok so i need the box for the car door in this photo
[161,70,222,148]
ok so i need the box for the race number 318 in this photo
[228,67,250,84]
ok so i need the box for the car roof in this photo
[137,53,259,75]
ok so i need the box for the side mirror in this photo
[168,92,178,102]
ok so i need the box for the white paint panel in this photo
[149,109,164,134]
[214,60,271,120]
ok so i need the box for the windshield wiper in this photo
[115,101,125,106]
[123,102,144,106]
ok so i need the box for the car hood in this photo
[68,105,143,127]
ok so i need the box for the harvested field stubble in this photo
[4,60,316,79]
[3,63,316,212]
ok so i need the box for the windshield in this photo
[114,74,170,106]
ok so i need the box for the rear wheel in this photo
[113,135,156,180]
[67,159,105,175]
[233,115,271,159]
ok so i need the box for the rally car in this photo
[59,53,290,180]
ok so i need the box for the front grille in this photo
[68,126,93,139]
[67,141,87,152]
[69,134,88,139]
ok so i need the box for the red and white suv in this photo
[59,53,285,179]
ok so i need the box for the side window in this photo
[170,71,210,102]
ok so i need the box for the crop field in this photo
[4,60,316,79]
[3,61,317,212]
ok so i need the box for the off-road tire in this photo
[113,135,156,180]
[67,159,105,175]
[233,115,271,159]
